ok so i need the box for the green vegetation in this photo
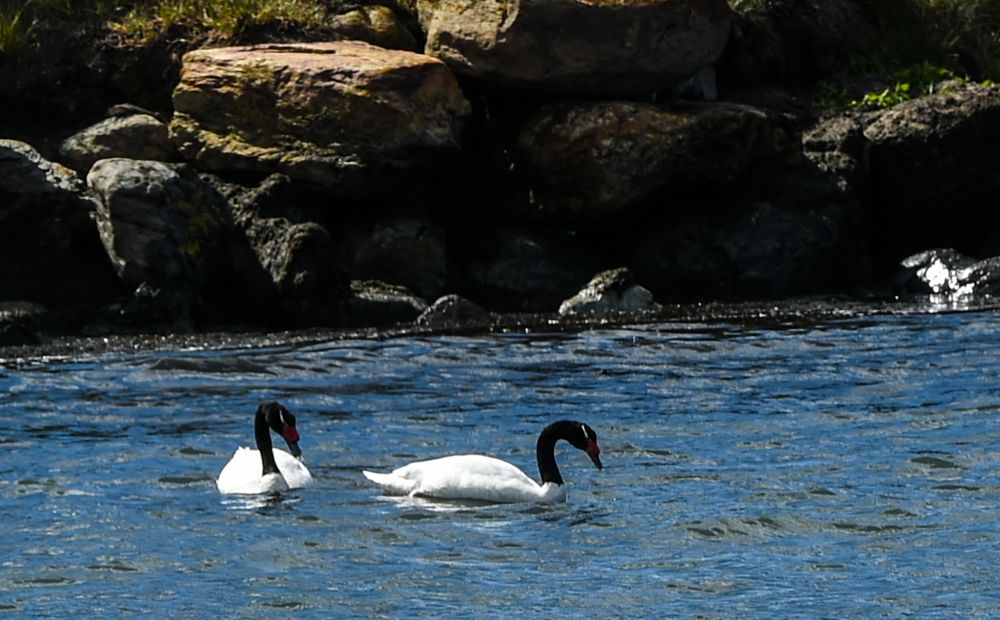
[0,5,25,53]
[0,0,337,53]
[817,61,992,110]
[860,0,1000,80]
[729,0,1000,109]
[112,0,330,42]
[731,0,1000,79]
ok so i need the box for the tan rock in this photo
[416,0,733,95]
[169,41,470,195]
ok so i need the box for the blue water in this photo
[3,309,1000,617]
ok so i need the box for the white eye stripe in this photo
[581,424,589,441]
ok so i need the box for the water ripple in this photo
[3,309,1000,616]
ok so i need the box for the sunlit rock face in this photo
[60,113,178,174]
[559,267,662,317]
[416,0,733,96]
[895,248,1000,302]
[169,41,470,197]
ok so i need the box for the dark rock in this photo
[717,0,871,92]
[346,280,428,327]
[802,110,871,194]
[97,282,195,333]
[87,158,275,326]
[223,173,350,326]
[627,159,871,299]
[513,101,800,220]
[0,140,123,314]
[416,294,490,327]
[558,268,661,317]
[60,113,178,173]
[0,302,49,346]
[464,228,604,312]
[864,83,1000,262]
[342,216,447,301]
[0,15,180,159]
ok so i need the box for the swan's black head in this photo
[259,401,302,458]
[563,422,602,470]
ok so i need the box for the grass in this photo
[859,0,1000,80]
[729,0,1000,81]
[0,1,128,54]
[111,0,331,42]
[727,0,1000,108]
[0,5,25,53]
[0,0,337,52]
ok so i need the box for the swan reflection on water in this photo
[220,492,305,512]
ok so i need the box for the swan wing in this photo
[274,448,314,489]
[217,447,290,494]
[362,469,420,495]
[366,454,548,503]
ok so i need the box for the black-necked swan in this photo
[217,401,314,495]
[362,420,602,503]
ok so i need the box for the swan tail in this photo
[362,470,418,495]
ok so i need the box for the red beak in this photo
[586,440,603,470]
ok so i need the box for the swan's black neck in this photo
[254,408,280,477]
[536,421,578,485]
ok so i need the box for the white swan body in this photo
[217,446,314,495]
[216,401,314,495]
[363,420,603,504]
[364,454,566,503]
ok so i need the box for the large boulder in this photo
[626,159,871,298]
[59,111,177,174]
[513,101,800,219]
[169,41,471,196]
[0,140,122,312]
[341,216,447,301]
[864,83,1000,261]
[87,158,274,325]
[226,174,350,326]
[416,0,733,96]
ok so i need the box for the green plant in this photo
[112,0,330,42]
[854,83,912,109]
[849,62,966,109]
[855,0,1000,81]
[0,0,132,53]
[0,5,25,53]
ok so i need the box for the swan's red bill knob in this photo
[282,426,302,458]
[586,440,603,470]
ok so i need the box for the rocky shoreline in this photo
[3,0,1000,346]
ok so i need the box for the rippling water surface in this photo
[3,308,1000,617]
